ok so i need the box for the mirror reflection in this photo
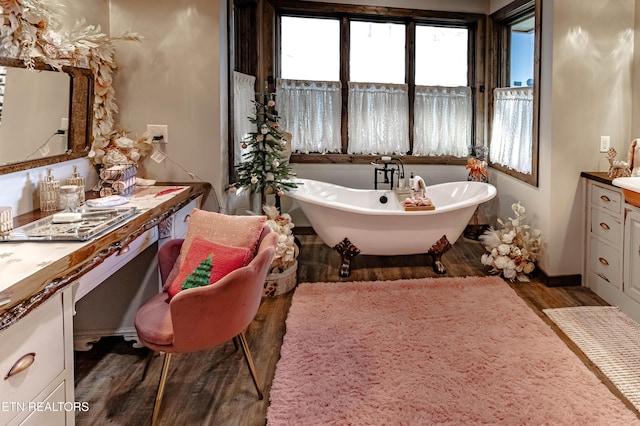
[0,66,70,166]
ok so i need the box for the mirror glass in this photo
[0,57,93,176]
[0,67,70,165]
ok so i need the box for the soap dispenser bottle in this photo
[409,172,415,191]
[66,165,86,204]
[39,168,60,212]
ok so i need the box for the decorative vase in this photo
[263,260,298,297]
[250,191,262,214]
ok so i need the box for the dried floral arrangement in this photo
[263,205,298,274]
[479,202,542,282]
[0,0,143,167]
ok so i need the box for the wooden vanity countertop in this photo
[0,182,211,330]
[580,171,615,186]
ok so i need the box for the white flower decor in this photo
[479,202,542,282]
[0,0,143,167]
[263,205,299,274]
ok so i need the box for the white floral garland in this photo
[0,0,143,166]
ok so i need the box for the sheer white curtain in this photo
[276,79,342,154]
[489,87,533,174]
[233,71,256,165]
[347,82,409,155]
[413,86,472,157]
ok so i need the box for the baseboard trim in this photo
[294,226,316,235]
[536,268,582,287]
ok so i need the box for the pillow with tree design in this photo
[167,236,251,300]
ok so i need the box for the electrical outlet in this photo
[147,124,168,144]
[600,136,610,153]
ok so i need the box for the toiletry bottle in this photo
[40,168,60,212]
[409,172,415,191]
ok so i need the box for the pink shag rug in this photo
[267,276,640,425]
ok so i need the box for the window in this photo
[415,26,467,87]
[350,21,405,84]
[414,25,472,157]
[489,0,540,185]
[281,17,340,81]
[267,2,484,163]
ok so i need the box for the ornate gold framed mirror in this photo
[0,57,93,176]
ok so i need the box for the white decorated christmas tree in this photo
[233,81,296,210]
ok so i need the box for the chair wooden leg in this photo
[141,350,155,382]
[237,332,263,400]
[232,335,239,351]
[151,352,172,426]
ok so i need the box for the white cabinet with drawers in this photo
[584,177,640,323]
[1,287,74,426]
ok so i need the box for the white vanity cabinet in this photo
[584,175,640,323]
[585,181,624,292]
[158,196,200,247]
[1,287,74,426]
[624,208,640,304]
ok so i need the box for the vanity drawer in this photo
[0,293,65,425]
[590,207,623,245]
[14,381,68,426]
[591,183,623,215]
[173,198,198,239]
[74,227,158,301]
[589,236,622,290]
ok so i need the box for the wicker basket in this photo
[263,260,298,297]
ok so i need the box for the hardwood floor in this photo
[74,233,638,425]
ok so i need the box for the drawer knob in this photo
[183,214,191,223]
[4,352,35,380]
[597,273,610,283]
[600,222,611,230]
[600,195,611,202]
[117,245,131,256]
[599,257,610,266]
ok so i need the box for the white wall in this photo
[107,0,225,212]
[487,0,636,278]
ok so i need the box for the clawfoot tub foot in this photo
[334,238,361,277]
[427,235,452,274]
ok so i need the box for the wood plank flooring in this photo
[74,233,639,425]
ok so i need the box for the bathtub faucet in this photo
[371,156,405,189]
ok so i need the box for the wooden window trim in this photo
[250,0,485,165]
[488,0,541,186]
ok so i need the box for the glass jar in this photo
[59,185,81,210]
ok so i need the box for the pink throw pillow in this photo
[167,237,252,299]
[179,209,266,268]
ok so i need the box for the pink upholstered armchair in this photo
[134,225,277,425]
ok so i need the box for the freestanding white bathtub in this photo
[285,178,497,277]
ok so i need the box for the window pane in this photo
[281,17,340,81]
[510,17,535,87]
[415,26,468,86]
[350,21,405,84]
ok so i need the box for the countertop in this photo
[580,171,615,186]
[0,182,211,330]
